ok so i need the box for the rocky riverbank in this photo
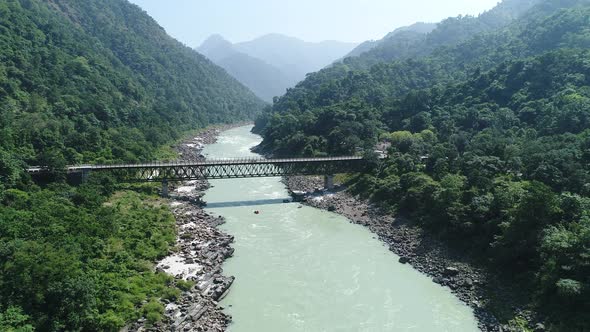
[284,176,543,332]
[128,124,245,332]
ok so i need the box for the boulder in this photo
[443,266,460,276]
[534,323,546,332]
[398,257,410,264]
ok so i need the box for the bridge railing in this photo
[27,156,370,182]
[58,156,364,171]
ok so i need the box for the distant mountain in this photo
[197,34,358,101]
[345,22,438,58]
[234,34,358,79]
[198,35,292,102]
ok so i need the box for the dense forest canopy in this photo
[255,0,590,329]
[0,0,263,330]
[341,0,541,69]
[344,22,438,59]
[0,0,264,174]
[255,1,590,156]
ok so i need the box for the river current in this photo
[202,126,479,332]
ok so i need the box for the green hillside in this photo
[255,0,590,329]
[0,0,263,330]
[255,2,590,156]
[0,0,264,177]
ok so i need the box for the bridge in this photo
[27,156,370,196]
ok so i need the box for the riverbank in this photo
[129,124,244,331]
[284,176,542,332]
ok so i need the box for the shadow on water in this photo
[204,198,293,209]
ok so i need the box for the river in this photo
[202,126,479,332]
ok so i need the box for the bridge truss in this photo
[29,156,369,183]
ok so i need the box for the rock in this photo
[443,266,460,276]
[534,323,546,332]
[463,278,474,288]
[327,205,336,212]
[398,257,410,264]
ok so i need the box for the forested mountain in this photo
[197,35,292,102]
[0,0,264,176]
[344,22,438,58]
[198,34,357,102]
[343,0,541,69]
[255,0,590,329]
[0,0,264,330]
[256,0,590,151]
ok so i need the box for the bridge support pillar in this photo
[81,169,90,183]
[162,179,169,198]
[324,175,335,191]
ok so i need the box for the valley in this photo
[1,0,589,331]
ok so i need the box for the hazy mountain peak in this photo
[198,34,237,62]
[195,33,357,102]
[383,22,438,39]
[200,34,233,50]
[252,33,305,44]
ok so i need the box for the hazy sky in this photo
[128,0,501,47]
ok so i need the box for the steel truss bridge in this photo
[28,156,370,194]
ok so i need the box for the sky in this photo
[127,0,501,47]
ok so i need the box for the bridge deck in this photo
[28,156,364,173]
[26,156,369,182]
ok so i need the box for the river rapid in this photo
[202,126,479,332]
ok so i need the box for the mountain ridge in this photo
[197,33,357,101]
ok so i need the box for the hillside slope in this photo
[344,22,438,58]
[254,0,590,329]
[197,35,292,102]
[0,0,265,330]
[256,0,590,141]
[344,0,541,69]
[0,0,264,174]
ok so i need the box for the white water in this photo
[202,126,479,332]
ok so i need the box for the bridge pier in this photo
[81,168,90,183]
[324,175,335,191]
[162,179,169,197]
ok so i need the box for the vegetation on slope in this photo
[255,3,590,156]
[0,0,263,175]
[255,0,590,329]
[0,0,264,330]
[349,48,590,330]
[0,179,180,331]
[343,0,541,70]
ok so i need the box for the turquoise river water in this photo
[202,126,479,332]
